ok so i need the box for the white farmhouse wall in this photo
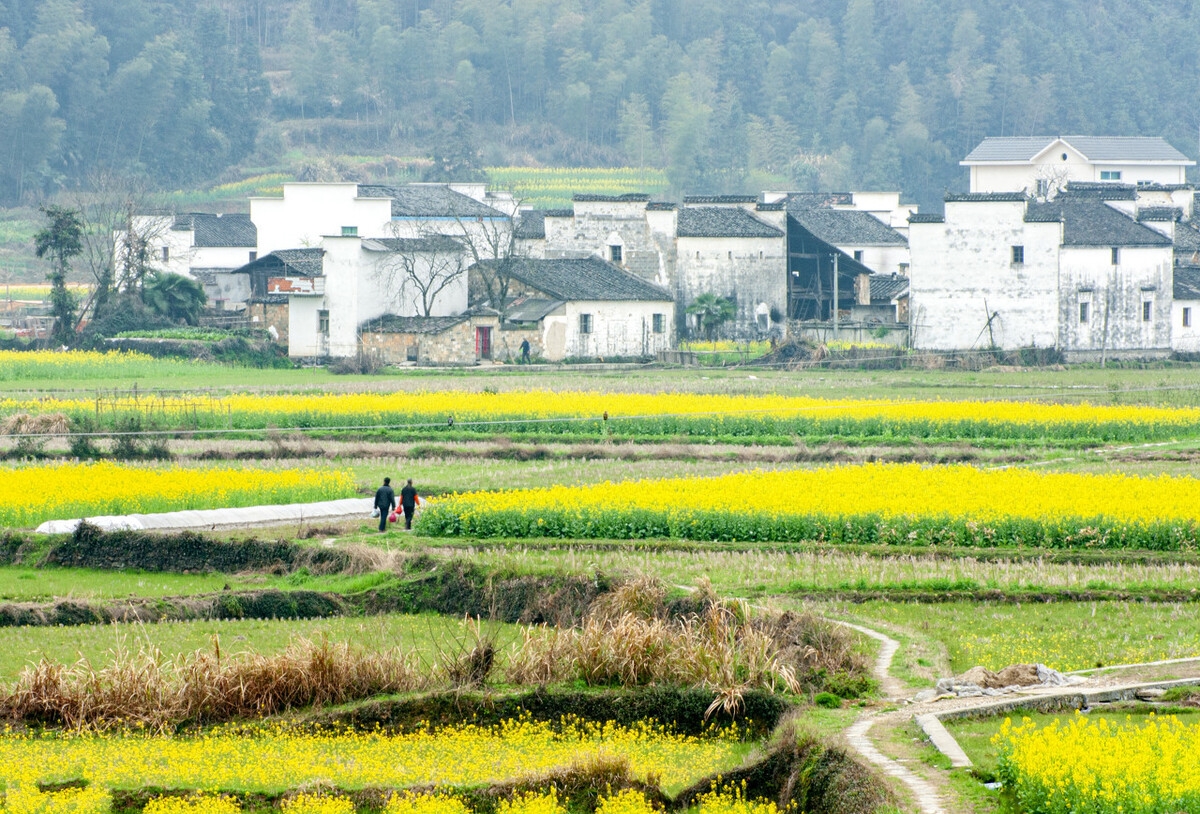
[543,201,675,288]
[838,244,910,276]
[969,142,1188,194]
[547,301,674,360]
[676,235,786,337]
[909,201,1061,350]
[1057,246,1172,360]
[1172,299,1200,352]
[252,184,393,254]
[288,297,324,357]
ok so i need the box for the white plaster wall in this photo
[1172,299,1200,352]
[558,300,674,359]
[366,246,468,318]
[971,161,1186,194]
[252,184,393,253]
[908,200,1061,350]
[192,246,257,270]
[839,245,910,276]
[543,201,673,287]
[118,216,192,277]
[1057,246,1172,357]
[288,297,323,357]
[676,235,786,338]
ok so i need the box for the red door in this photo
[475,327,492,360]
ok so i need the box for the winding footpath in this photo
[830,618,1200,814]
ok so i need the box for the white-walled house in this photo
[1172,266,1200,353]
[115,213,258,309]
[908,187,1176,360]
[962,136,1194,196]
[469,256,674,360]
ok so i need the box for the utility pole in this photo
[832,252,840,340]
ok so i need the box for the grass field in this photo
[0,612,518,681]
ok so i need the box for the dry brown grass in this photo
[1,636,427,729]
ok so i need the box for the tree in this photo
[687,293,736,341]
[141,271,206,325]
[456,211,521,323]
[374,233,468,317]
[33,204,83,345]
[424,107,487,182]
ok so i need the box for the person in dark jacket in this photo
[519,338,531,364]
[400,478,418,529]
[375,477,396,532]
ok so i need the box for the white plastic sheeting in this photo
[35,498,374,534]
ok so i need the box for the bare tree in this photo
[453,210,524,322]
[373,231,468,317]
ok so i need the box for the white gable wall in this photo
[676,235,786,337]
[968,140,1189,194]
[909,200,1061,350]
[1058,246,1172,360]
[542,300,674,360]
[252,184,393,254]
[1172,298,1200,352]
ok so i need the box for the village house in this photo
[907,185,1178,360]
[962,136,1194,197]
[116,213,258,310]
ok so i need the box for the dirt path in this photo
[833,615,1200,813]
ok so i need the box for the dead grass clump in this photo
[1,637,427,729]
[586,575,667,622]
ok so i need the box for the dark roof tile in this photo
[867,273,909,302]
[908,213,945,223]
[1174,221,1200,253]
[358,183,506,219]
[572,193,650,202]
[788,208,907,246]
[175,213,257,247]
[1025,199,1173,247]
[646,201,678,211]
[1174,266,1200,300]
[964,136,1192,163]
[1137,207,1182,223]
[677,207,783,238]
[472,256,671,301]
[360,314,470,334]
[1061,182,1137,201]
[514,210,546,239]
[683,195,757,204]
[784,192,853,209]
[234,248,324,277]
[945,192,1028,202]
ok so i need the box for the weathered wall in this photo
[1172,298,1200,352]
[247,301,289,344]
[971,150,1187,194]
[675,234,787,338]
[543,201,676,288]
[1057,246,1173,360]
[908,200,1062,351]
[196,270,252,309]
[361,318,543,365]
[557,300,674,359]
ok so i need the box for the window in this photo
[318,310,330,334]
[1111,247,1121,265]
[853,250,863,262]
[652,313,665,334]
[579,313,593,334]
[1185,307,1193,328]
[899,263,910,275]
[1143,301,1152,322]
[341,226,358,237]
[1100,170,1122,181]
[728,251,733,259]
[1035,179,1050,198]
[248,251,257,262]
[610,244,622,263]
[1011,245,1025,265]
[161,246,169,262]
[1079,302,1090,324]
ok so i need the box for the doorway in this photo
[475,326,492,360]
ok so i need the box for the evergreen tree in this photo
[33,204,83,345]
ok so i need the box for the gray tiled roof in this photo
[683,195,757,204]
[175,213,257,247]
[945,192,1028,202]
[505,296,564,322]
[473,256,672,302]
[361,235,463,253]
[234,248,324,277]
[1061,182,1137,201]
[1174,266,1200,300]
[358,183,507,219]
[544,209,574,218]
[788,207,907,246]
[514,210,546,240]
[784,192,853,209]
[1174,221,1200,253]
[1025,200,1173,247]
[1137,207,1182,223]
[646,201,678,211]
[867,273,909,302]
[360,314,470,334]
[573,193,651,202]
[677,207,783,238]
[908,213,945,223]
[964,136,1192,163]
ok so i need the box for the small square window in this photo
[318,310,330,334]
[1011,245,1025,265]
[1100,170,1122,181]
[1143,301,1152,322]
[1111,247,1120,265]
[249,251,257,262]
[1035,179,1050,197]
[1079,302,1090,324]
[610,245,622,263]
[579,313,593,334]
[652,313,665,334]
[853,250,863,262]
[341,226,358,237]
[161,246,170,262]
[1185,307,1193,328]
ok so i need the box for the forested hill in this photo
[2,0,1199,209]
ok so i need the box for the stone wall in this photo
[360,317,543,365]
[248,301,290,345]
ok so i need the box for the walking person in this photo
[519,338,531,364]
[375,477,396,532]
[400,478,419,530]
